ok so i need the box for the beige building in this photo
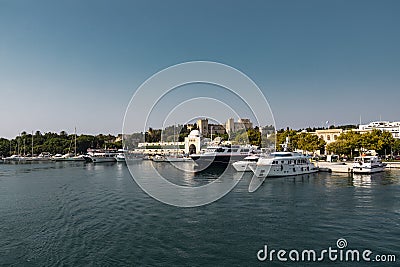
[226,118,253,134]
[209,124,226,135]
[197,119,209,136]
[314,129,343,144]
[197,119,227,136]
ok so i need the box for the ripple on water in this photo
[1,164,399,266]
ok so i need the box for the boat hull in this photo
[83,156,116,163]
[165,157,192,162]
[54,157,85,162]
[352,165,385,174]
[251,163,318,177]
[191,154,248,171]
[232,161,256,172]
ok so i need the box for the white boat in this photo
[31,152,52,162]
[115,153,126,162]
[232,155,260,172]
[54,129,85,162]
[152,155,165,162]
[250,152,318,177]
[54,153,85,162]
[83,149,118,163]
[3,155,27,162]
[352,156,385,174]
[114,149,126,162]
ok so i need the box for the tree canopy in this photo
[326,129,399,157]
[0,132,122,157]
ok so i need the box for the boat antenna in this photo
[74,127,77,156]
[280,136,291,152]
[31,131,34,157]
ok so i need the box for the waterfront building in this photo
[314,129,343,144]
[259,125,275,136]
[225,118,253,134]
[357,121,400,139]
[209,124,226,135]
[197,119,229,136]
[197,119,209,136]
[195,118,254,136]
[137,141,185,155]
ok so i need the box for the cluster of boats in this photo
[1,149,128,163]
[187,137,386,176]
[2,138,387,176]
[189,143,320,177]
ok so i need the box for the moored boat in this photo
[352,155,385,174]
[232,155,260,172]
[54,153,85,162]
[83,149,118,163]
[3,155,27,162]
[190,144,256,172]
[250,152,318,177]
[152,155,165,162]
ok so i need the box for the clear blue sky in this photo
[1,0,399,138]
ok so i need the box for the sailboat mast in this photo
[74,127,77,156]
[174,124,176,155]
[31,131,34,157]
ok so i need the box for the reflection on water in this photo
[319,169,400,189]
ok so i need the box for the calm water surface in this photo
[0,161,399,266]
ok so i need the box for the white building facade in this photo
[358,121,400,139]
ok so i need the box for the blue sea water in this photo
[0,161,399,266]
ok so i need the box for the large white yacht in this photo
[352,156,385,174]
[250,152,318,177]
[250,137,318,177]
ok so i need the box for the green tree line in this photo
[0,131,122,157]
[275,129,326,153]
[326,129,400,157]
